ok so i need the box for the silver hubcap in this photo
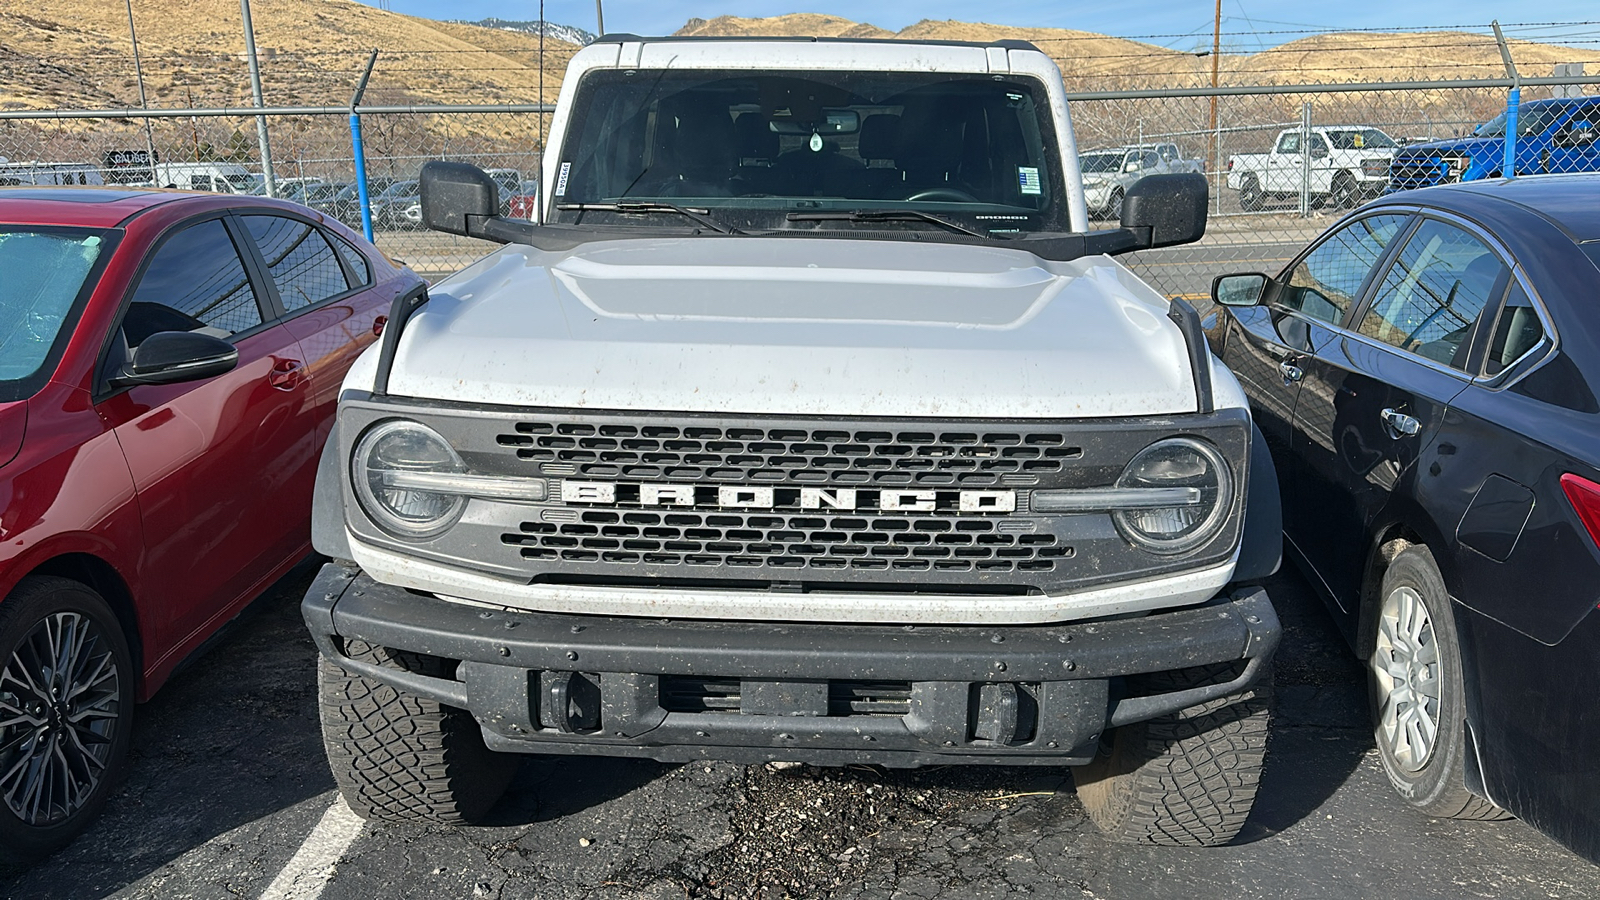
[0,612,122,826]
[1372,586,1441,772]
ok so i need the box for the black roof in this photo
[1384,174,1600,242]
[592,33,1043,52]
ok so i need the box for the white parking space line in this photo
[258,796,365,900]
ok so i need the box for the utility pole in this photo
[595,0,605,35]
[123,0,159,184]
[240,0,275,196]
[1209,0,1222,210]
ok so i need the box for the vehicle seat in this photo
[1412,252,1508,366]
[731,113,780,195]
[842,114,903,199]
[895,114,966,198]
[656,108,737,198]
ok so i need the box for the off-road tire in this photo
[0,577,134,867]
[1238,175,1264,212]
[1107,188,1125,221]
[318,640,519,824]
[1368,547,1508,821]
[1075,662,1272,847]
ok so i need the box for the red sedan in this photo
[0,186,421,862]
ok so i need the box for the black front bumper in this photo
[303,563,1279,767]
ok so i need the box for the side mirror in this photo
[1212,273,1269,307]
[111,331,238,388]
[1120,173,1207,248]
[420,161,502,237]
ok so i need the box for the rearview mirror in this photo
[111,331,238,387]
[1120,173,1207,248]
[420,161,503,237]
[1212,273,1268,307]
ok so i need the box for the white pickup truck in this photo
[1226,125,1399,210]
[302,34,1284,848]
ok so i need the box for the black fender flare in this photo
[311,424,354,561]
[1234,421,1282,583]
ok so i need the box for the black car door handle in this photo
[1381,407,1421,437]
[1278,361,1304,385]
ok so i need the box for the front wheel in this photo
[318,641,519,824]
[1075,663,1271,846]
[0,577,135,866]
[1332,172,1359,209]
[1368,547,1506,820]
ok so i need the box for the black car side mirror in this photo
[111,331,238,388]
[1120,173,1207,248]
[420,161,502,237]
[1212,272,1269,307]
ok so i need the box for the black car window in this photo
[1280,213,1409,326]
[333,235,372,287]
[124,219,262,350]
[241,215,351,312]
[1484,282,1546,376]
[1358,219,1507,369]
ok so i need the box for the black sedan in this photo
[1204,174,1600,862]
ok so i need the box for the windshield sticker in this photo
[555,161,571,197]
[1018,166,1042,195]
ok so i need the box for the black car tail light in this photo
[1560,473,1600,556]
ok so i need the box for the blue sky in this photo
[370,1,1600,52]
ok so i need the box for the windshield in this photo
[1476,104,1569,139]
[1079,153,1122,174]
[552,69,1069,236]
[1324,129,1398,150]
[0,227,107,400]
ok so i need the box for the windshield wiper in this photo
[557,202,741,235]
[785,209,992,240]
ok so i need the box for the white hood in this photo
[370,237,1204,418]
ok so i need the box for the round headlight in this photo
[1112,437,1233,555]
[352,420,467,539]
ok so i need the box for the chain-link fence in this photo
[1,72,1595,290]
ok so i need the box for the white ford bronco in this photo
[303,34,1283,846]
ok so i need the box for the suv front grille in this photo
[505,509,1072,574]
[496,421,1083,487]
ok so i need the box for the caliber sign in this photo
[560,481,1017,513]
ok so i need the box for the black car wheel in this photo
[319,641,519,824]
[1332,172,1359,209]
[1075,662,1272,846]
[1238,175,1263,212]
[0,577,134,865]
[1369,546,1507,820]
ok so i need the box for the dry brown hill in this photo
[0,0,578,112]
[677,14,892,40]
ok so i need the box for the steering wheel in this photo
[904,188,978,203]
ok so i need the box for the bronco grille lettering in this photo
[560,481,1017,514]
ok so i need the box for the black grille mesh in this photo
[505,510,1072,574]
[496,421,1083,487]
[659,676,912,716]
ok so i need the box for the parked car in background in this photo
[0,185,423,864]
[506,178,540,220]
[0,161,104,187]
[310,179,397,229]
[1078,146,1168,218]
[1389,97,1600,190]
[370,179,421,230]
[1204,174,1600,863]
[1135,142,1204,174]
[151,161,257,193]
[1227,126,1399,210]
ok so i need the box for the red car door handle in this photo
[269,359,305,391]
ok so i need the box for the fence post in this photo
[1492,21,1521,178]
[1299,101,1312,218]
[348,50,379,243]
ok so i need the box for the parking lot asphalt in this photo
[3,558,1595,900]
